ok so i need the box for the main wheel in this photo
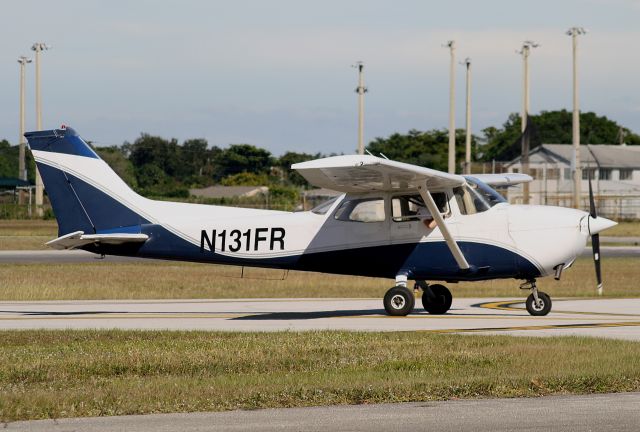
[383,286,415,316]
[526,292,552,316]
[422,284,452,314]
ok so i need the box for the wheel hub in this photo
[532,299,545,311]
[391,294,406,309]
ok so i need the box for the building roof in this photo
[509,144,640,168]
[189,185,268,199]
[0,177,31,188]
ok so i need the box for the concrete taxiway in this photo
[1,297,640,340]
[7,392,640,432]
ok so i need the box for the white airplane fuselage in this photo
[26,127,610,286]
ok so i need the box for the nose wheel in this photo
[521,279,552,316]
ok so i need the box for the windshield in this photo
[454,178,506,215]
[466,177,507,207]
[311,196,340,215]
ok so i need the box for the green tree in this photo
[127,134,181,178]
[177,138,211,183]
[276,151,318,187]
[480,110,640,161]
[367,129,476,172]
[216,144,274,178]
[220,172,269,186]
[0,140,16,178]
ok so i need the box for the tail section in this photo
[25,127,148,237]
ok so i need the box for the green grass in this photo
[0,220,57,250]
[606,221,640,237]
[1,330,639,421]
[0,257,637,300]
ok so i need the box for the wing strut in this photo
[417,184,470,271]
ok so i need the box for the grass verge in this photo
[1,330,639,421]
[0,220,57,251]
[0,257,638,300]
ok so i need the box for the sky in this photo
[1,0,640,155]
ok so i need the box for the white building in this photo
[505,144,640,219]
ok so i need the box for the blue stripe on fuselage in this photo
[87,223,541,281]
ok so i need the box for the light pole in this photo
[17,56,32,206]
[518,40,539,204]
[31,42,51,217]
[353,61,367,155]
[17,57,32,180]
[567,27,586,209]
[461,57,472,174]
[444,41,456,174]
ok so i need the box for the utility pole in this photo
[444,41,456,174]
[518,41,539,204]
[567,27,586,209]
[461,57,472,174]
[353,61,367,155]
[32,42,51,217]
[17,56,32,205]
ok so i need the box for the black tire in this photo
[383,286,415,316]
[526,292,552,316]
[422,284,453,314]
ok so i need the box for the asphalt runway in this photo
[1,297,640,340]
[1,245,640,264]
[7,392,640,431]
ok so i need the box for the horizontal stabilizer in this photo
[46,231,149,250]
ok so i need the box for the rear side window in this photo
[334,198,385,223]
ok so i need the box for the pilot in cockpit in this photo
[415,193,448,230]
[416,204,437,229]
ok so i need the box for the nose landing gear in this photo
[521,279,552,316]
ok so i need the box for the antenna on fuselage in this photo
[365,149,375,156]
[379,152,389,160]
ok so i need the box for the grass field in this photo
[1,330,639,422]
[0,257,637,300]
[0,220,57,250]
[1,219,640,251]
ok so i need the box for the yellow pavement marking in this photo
[476,299,640,318]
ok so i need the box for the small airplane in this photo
[25,126,617,316]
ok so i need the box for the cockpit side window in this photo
[334,198,386,223]
[391,193,449,222]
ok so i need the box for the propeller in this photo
[588,175,603,296]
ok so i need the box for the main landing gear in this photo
[383,280,453,316]
[521,279,552,316]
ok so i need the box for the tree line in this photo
[0,110,638,198]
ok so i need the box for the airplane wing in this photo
[467,173,532,187]
[294,155,473,271]
[292,155,466,192]
[46,231,149,250]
